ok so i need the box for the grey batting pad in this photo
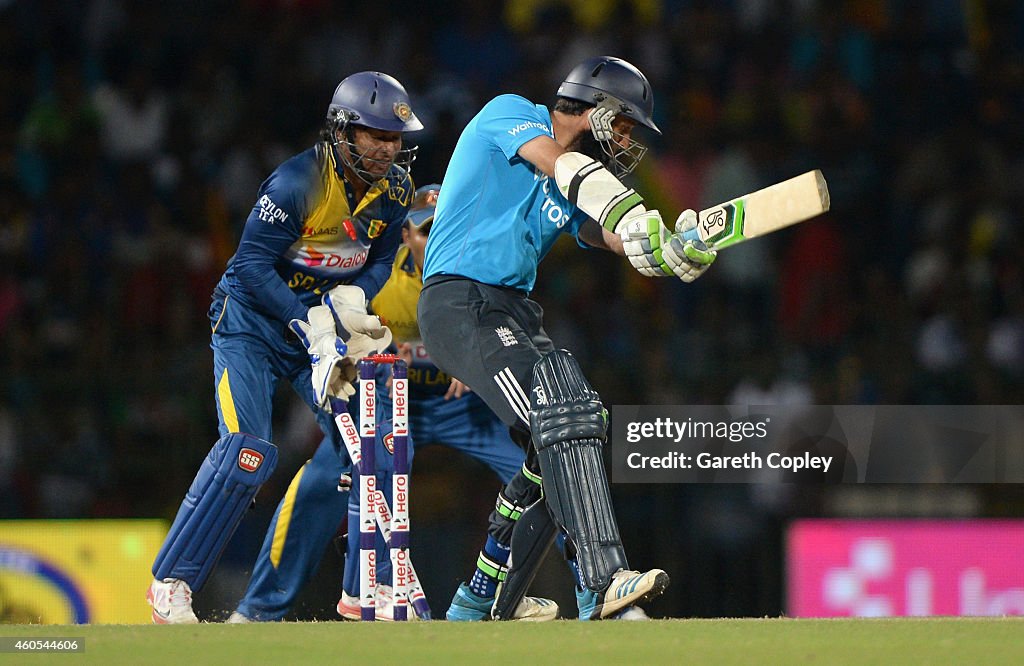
[530,350,627,591]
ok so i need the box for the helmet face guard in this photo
[591,100,649,178]
[325,71,423,184]
[328,116,419,185]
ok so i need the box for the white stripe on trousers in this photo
[494,367,530,424]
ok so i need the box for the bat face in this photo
[684,170,829,250]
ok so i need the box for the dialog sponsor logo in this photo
[301,246,368,269]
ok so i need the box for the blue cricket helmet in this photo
[325,72,423,184]
[326,71,423,132]
[557,56,660,134]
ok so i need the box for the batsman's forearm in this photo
[578,220,625,255]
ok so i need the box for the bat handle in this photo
[680,226,701,244]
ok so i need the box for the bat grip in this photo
[680,226,701,244]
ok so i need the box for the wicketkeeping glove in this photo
[322,285,393,357]
[289,305,356,413]
[619,208,717,282]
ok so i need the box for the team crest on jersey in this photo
[367,219,388,239]
[383,431,395,455]
[393,102,412,122]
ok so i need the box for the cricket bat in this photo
[682,170,830,250]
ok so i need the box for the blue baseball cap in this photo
[406,184,440,231]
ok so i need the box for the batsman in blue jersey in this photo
[419,56,718,621]
[147,71,422,624]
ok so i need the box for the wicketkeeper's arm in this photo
[350,208,404,300]
[233,177,313,325]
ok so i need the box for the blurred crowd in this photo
[1,0,1023,617]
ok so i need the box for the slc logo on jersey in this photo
[367,219,388,239]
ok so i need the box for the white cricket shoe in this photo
[147,578,199,624]
[506,595,558,622]
[576,568,669,620]
[225,611,252,624]
[336,590,362,621]
[447,582,558,622]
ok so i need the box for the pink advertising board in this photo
[787,520,1024,617]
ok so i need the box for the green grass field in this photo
[1,618,1021,665]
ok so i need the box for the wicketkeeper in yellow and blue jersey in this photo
[147,71,422,624]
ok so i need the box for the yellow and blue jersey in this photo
[218,142,414,324]
[371,245,454,397]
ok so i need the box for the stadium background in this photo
[0,0,1022,621]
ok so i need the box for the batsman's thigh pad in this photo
[530,350,627,591]
[491,500,557,620]
[152,433,278,591]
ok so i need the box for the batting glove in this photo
[289,305,356,413]
[619,208,717,281]
[670,209,717,282]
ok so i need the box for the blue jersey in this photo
[422,94,589,293]
[217,143,414,325]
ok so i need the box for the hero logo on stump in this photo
[238,448,265,472]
